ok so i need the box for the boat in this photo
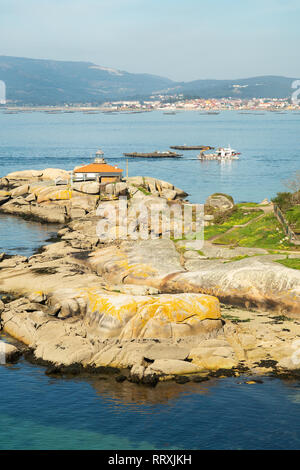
[123,151,182,158]
[198,146,240,161]
[205,111,220,115]
[170,145,214,151]
[163,111,176,115]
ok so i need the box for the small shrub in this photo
[272,192,293,211]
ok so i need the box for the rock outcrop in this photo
[1,289,222,371]
[0,170,188,224]
[0,168,300,382]
[88,239,300,314]
[206,193,234,211]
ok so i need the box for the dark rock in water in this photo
[45,365,63,376]
[44,363,120,377]
[115,374,127,383]
[23,348,53,368]
[175,376,190,384]
[271,368,300,381]
[142,374,159,387]
[209,368,236,378]
[84,365,120,375]
[129,373,158,387]
[56,363,83,376]
[255,359,278,369]
[192,376,209,383]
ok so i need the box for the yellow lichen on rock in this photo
[30,185,73,203]
[0,190,11,197]
[79,289,221,340]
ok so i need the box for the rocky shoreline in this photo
[0,168,300,385]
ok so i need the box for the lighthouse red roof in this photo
[74,163,123,174]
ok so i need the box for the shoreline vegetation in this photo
[0,168,300,386]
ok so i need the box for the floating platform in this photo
[123,151,183,158]
[170,145,214,151]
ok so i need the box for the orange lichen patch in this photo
[137,294,220,323]
[76,289,221,340]
[0,190,11,197]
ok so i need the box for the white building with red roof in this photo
[74,150,123,183]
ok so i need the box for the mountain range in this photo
[0,55,296,105]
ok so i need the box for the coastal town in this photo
[1,96,299,113]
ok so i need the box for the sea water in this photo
[0,110,299,203]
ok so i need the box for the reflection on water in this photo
[0,360,300,449]
[90,376,213,409]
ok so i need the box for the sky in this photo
[1,0,300,81]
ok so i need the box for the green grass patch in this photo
[212,214,296,250]
[236,202,260,208]
[136,185,151,196]
[285,206,300,232]
[196,250,205,256]
[224,255,250,263]
[275,257,300,270]
[204,225,230,240]
[204,208,263,240]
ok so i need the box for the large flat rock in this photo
[89,241,300,313]
[90,238,183,285]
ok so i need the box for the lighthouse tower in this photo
[94,149,106,164]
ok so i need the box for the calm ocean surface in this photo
[0,110,299,450]
[0,110,299,202]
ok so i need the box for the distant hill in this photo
[176,76,297,100]
[0,56,296,105]
[0,56,174,105]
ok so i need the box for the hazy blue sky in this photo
[1,0,299,81]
